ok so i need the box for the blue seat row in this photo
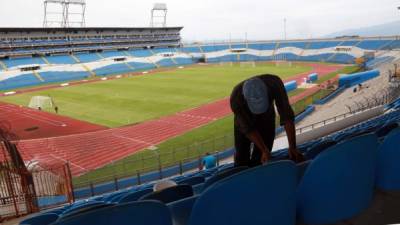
[20,104,400,225]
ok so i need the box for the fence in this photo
[0,142,74,220]
[73,133,234,189]
[73,87,334,193]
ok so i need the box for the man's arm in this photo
[284,120,304,163]
[246,130,270,164]
[271,76,304,162]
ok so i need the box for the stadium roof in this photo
[0,27,183,32]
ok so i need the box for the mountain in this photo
[324,20,400,38]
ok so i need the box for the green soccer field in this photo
[1,63,312,127]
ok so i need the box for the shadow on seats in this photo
[20,213,59,225]
[376,127,400,191]
[297,134,378,225]
[188,161,297,225]
[52,201,172,225]
[139,185,193,204]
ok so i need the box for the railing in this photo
[72,133,235,189]
[294,80,400,136]
[295,105,381,135]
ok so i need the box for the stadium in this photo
[1,0,400,225]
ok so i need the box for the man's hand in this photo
[261,151,270,164]
[288,148,304,163]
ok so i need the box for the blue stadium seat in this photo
[297,134,378,225]
[248,43,276,50]
[40,71,90,83]
[60,201,115,219]
[157,58,176,67]
[2,57,46,69]
[127,62,156,70]
[376,128,400,191]
[279,42,307,49]
[168,196,198,225]
[174,57,194,65]
[94,63,134,76]
[74,53,101,63]
[53,201,172,225]
[180,47,202,53]
[118,188,153,203]
[177,176,205,186]
[0,74,42,90]
[101,50,126,58]
[202,166,248,192]
[188,161,297,225]
[139,184,193,204]
[152,48,176,54]
[19,213,59,225]
[357,40,391,50]
[129,49,153,57]
[46,55,76,64]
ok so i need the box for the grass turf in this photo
[1,63,312,127]
[72,87,312,186]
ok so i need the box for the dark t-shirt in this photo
[230,74,295,135]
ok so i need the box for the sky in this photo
[0,0,399,41]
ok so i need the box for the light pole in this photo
[284,18,287,40]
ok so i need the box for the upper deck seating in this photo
[2,57,46,69]
[129,49,153,57]
[248,43,276,50]
[75,53,101,63]
[357,40,391,50]
[101,51,126,58]
[279,42,308,49]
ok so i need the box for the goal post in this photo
[219,61,233,67]
[28,96,54,109]
[240,61,256,68]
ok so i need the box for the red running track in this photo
[0,103,106,140]
[5,63,343,176]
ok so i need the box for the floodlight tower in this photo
[64,0,86,27]
[43,0,66,27]
[43,0,86,27]
[150,3,168,27]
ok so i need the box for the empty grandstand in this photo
[1,35,400,91]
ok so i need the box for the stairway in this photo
[326,40,346,62]
[272,42,281,57]
[0,60,7,71]
[71,54,81,63]
[33,70,44,82]
[41,56,51,65]
[81,64,96,77]
[96,52,105,59]
[297,41,312,61]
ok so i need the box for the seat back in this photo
[59,201,114,219]
[304,139,337,160]
[52,201,172,225]
[297,134,378,225]
[139,185,193,204]
[202,166,247,191]
[118,188,153,204]
[20,213,58,225]
[177,176,205,186]
[376,128,400,190]
[188,161,297,225]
